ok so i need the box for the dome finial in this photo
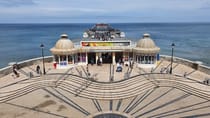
[143,33,150,38]
[60,34,68,39]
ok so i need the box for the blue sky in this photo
[0,0,210,23]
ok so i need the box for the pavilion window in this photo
[140,56,144,64]
[149,56,151,64]
[138,55,140,64]
[68,55,73,64]
[74,54,79,63]
[78,53,81,62]
[151,56,155,64]
[142,56,144,64]
[59,55,67,66]
[77,53,86,63]
[55,55,59,63]
[145,56,149,64]
[61,55,66,61]
[81,53,86,62]
[136,55,140,64]
[140,56,142,64]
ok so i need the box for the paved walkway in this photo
[0,61,210,118]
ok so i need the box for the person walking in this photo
[13,64,19,78]
[36,65,41,74]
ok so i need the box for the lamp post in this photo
[40,44,46,75]
[169,43,175,74]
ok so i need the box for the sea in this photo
[0,23,210,69]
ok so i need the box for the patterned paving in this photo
[0,62,210,118]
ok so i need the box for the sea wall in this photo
[0,66,12,78]
[160,55,210,75]
[0,56,53,78]
[17,56,53,68]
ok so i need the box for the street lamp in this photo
[40,43,46,75]
[169,43,175,74]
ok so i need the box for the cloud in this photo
[41,7,107,13]
[0,0,36,7]
[0,0,210,23]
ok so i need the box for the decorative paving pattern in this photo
[0,62,210,118]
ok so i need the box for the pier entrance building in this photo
[50,33,160,69]
[50,24,160,69]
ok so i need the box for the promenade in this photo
[0,60,210,118]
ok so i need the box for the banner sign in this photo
[81,41,130,47]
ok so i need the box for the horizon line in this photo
[0,21,210,24]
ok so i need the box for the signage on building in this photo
[81,41,130,47]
